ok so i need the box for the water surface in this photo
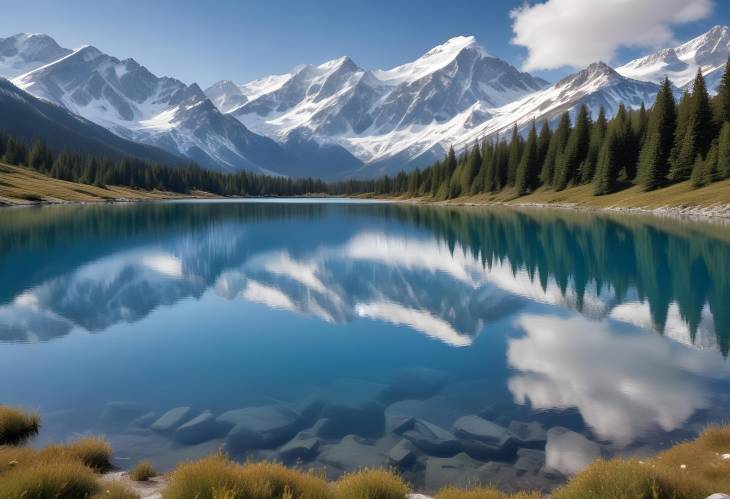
[0,200,728,492]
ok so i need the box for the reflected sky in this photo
[0,201,729,487]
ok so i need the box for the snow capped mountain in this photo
[348,62,660,171]
[457,62,661,144]
[206,35,548,170]
[618,25,730,91]
[3,36,361,177]
[0,33,71,78]
[2,26,726,178]
[0,77,185,165]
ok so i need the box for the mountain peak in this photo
[374,35,489,85]
[559,61,623,89]
[317,55,359,73]
[72,45,104,62]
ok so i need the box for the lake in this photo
[0,200,729,493]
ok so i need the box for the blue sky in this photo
[2,0,729,88]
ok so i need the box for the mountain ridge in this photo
[1,27,728,178]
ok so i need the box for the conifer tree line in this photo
[389,59,730,198]
[1,58,730,197]
[0,134,335,197]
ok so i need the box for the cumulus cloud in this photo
[507,314,730,445]
[511,0,714,70]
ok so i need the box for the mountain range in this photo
[1,26,729,179]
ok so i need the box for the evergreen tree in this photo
[446,146,457,177]
[537,120,552,168]
[506,125,523,187]
[637,77,676,190]
[472,140,491,193]
[554,104,591,190]
[460,143,481,195]
[593,125,621,195]
[515,122,540,195]
[580,107,607,183]
[691,140,718,187]
[492,140,509,191]
[670,116,698,181]
[718,121,730,179]
[613,104,637,181]
[688,70,714,158]
[670,91,692,165]
[540,112,570,186]
[713,55,730,124]
[2,138,27,165]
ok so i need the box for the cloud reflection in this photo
[507,314,730,445]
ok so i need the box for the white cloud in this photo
[511,0,714,70]
[507,314,730,445]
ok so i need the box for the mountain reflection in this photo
[0,202,728,355]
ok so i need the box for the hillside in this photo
[407,180,730,218]
[0,163,213,206]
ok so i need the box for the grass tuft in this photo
[0,405,40,445]
[0,461,100,499]
[129,459,157,481]
[163,453,333,499]
[334,468,409,499]
[40,436,113,472]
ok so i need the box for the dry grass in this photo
[162,454,333,499]
[0,436,112,472]
[0,460,100,498]
[129,459,157,481]
[0,162,213,206]
[553,425,730,499]
[447,179,730,211]
[41,436,113,472]
[334,468,409,499]
[0,404,40,445]
[436,487,541,499]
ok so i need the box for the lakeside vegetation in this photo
[2,61,730,211]
[1,405,729,498]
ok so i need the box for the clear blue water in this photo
[0,200,729,492]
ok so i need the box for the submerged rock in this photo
[397,418,460,457]
[150,407,191,433]
[509,420,547,448]
[304,402,385,439]
[217,405,301,452]
[388,439,418,469]
[278,431,320,463]
[452,415,517,459]
[174,411,229,445]
[424,452,483,491]
[545,427,601,475]
[318,435,388,471]
[513,448,546,474]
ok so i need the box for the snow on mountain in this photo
[2,36,361,177]
[453,62,661,150]
[0,77,186,165]
[0,33,71,78]
[206,36,548,169]
[373,35,490,84]
[618,25,730,91]
[347,62,659,173]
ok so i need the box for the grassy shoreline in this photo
[2,161,729,220]
[1,405,730,498]
[368,179,730,219]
